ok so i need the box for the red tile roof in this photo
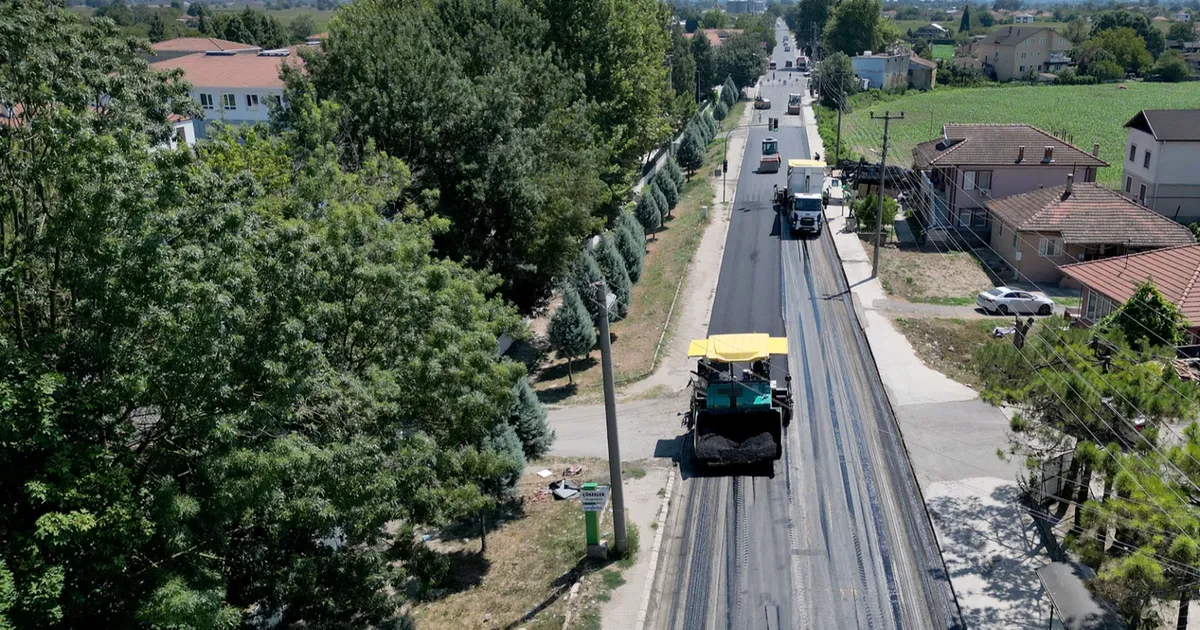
[150,49,305,90]
[150,37,255,53]
[682,29,744,47]
[913,124,1108,168]
[1062,245,1200,322]
[909,54,937,69]
[986,182,1194,247]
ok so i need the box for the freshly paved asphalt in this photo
[653,24,964,630]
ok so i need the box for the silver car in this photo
[976,287,1055,316]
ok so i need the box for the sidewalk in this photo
[804,99,1054,629]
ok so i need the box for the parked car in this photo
[976,287,1055,316]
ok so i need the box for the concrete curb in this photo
[635,466,677,630]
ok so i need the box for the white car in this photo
[976,287,1055,316]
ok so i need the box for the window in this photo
[1129,144,1137,161]
[221,93,236,110]
[1012,233,1018,251]
[963,170,991,191]
[245,94,260,110]
[174,126,187,146]
[1143,150,1151,169]
[270,94,283,108]
[1038,236,1062,257]
[1040,38,1045,45]
[1021,52,1027,59]
[972,210,989,229]
[1126,176,1132,193]
[1084,290,1117,322]
[1139,184,1147,204]
[199,93,214,110]
[1019,65,1025,72]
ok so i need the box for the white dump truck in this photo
[781,159,825,236]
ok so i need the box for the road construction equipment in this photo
[787,93,802,115]
[779,159,826,236]
[759,137,781,173]
[686,334,792,466]
[754,95,771,110]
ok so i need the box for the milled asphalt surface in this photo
[651,24,963,630]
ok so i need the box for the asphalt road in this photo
[653,24,963,630]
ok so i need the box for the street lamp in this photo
[722,127,735,203]
[584,237,628,556]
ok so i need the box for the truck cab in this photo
[786,159,826,236]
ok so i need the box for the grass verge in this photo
[894,317,1001,389]
[409,457,641,630]
[877,245,993,305]
[535,101,747,402]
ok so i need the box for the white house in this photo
[1175,11,1192,21]
[167,115,197,149]
[1013,12,1036,24]
[150,48,305,138]
[1122,109,1200,223]
[851,51,910,90]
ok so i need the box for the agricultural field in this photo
[890,18,958,36]
[838,82,1200,189]
[931,44,954,60]
[212,6,338,31]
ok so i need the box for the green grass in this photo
[212,7,338,31]
[839,83,1200,189]
[912,295,977,306]
[931,44,954,61]
[623,465,647,480]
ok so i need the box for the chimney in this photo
[1043,146,1054,163]
[1092,143,1100,157]
[1017,145,1025,163]
[1065,172,1074,195]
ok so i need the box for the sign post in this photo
[581,483,609,558]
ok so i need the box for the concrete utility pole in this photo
[870,110,904,278]
[585,235,627,555]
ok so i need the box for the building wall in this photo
[851,55,908,90]
[981,29,1071,80]
[169,119,196,149]
[191,86,285,137]
[989,223,1069,283]
[908,63,936,90]
[1121,128,1200,221]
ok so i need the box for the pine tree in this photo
[650,182,671,226]
[722,76,738,106]
[615,213,645,282]
[547,284,596,384]
[635,193,662,236]
[713,100,728,121]
[622,209,646,246]
[677,129,706,175]
[655,170,679,211]
[509,377,554,458]
[960,5,971,33]
[702,112,718,141]
[596,232,632,320]
[665,156,686,190]
[569,250,605,323]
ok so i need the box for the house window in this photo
[1012,233,1018,251]
[245,94,260,110]
[1126,176,1132,193]
[1139,184,1147,204]
[1084,290,1117,322]
[1040,38,1045,45]
[199,93,214,110]
[1085,168,1096,183]
[174,126,187,146]
[1129,143,1137,161]
[1143,150,1151,168]
[1019,65,1025,72]
[221,93,236,110]
[1021,52,1027,59]
[270,94,283,108]
[972,210,989,229]
[1038,236,1062,257]
[963,171,991,191]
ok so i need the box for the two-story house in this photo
[975,26,1073,81]
[914,23,950,39]
[150,48,305,139]
[1013,12,1036,24]
[850,51,910,90]
[1120,109,1200,223]
[912,124,1108,241]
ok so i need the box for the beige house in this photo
[912,124,1108,241]
[976,26,1073,81]
[1121,109,1200,223]
[986,178,1194,284]
[908,55,937,90]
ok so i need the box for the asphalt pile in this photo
[696,432,778,464]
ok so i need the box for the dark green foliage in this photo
[823,0,898,57]
[702,112,718,141]
[569,250,606,323]
[1154,50,1192,82]
[547,285,596,383]
[959,5,971,33]
[622,209,646,245]
[1099,280,1190,349]
[713,100,729,121]
[614,213,645,282]
[635,192,663,234]
[595,233,633,320]
[715,33,767,91]
[1168,21,1197,43]
[1091,10,1166,57]
[813,52,858,107]
[722,76,739,106]
[678,128,707,174]
[853,193,898,233]
[487,423,527,495]
[289,13,317,42]
[665,156,686,190]
[213,7,288,48]
[649,182,671,223]
[691,30,717,92]
[655,170,680,209]
[510,377,553,458]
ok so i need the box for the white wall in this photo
[1158,140,1200,183]
[192,86,285,137]
[169,119,196,149]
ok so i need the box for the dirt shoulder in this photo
[892,317,1003,390]
[877,244,993,306]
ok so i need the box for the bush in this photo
[853,193,899,234]
[936,60,989,87]
[665,156,685,190]
[721,76,738,106]
[1153,50,1192,82]
[1089,59,1124,82]
[634,192,662,234]
[509,377,554,458]
[655,171,679,209]
[569,250,605,322]
[649,182,670,222]
[677,129,706,174]
[712,100,728,121]
[1054,69,1099,85]
[614,213,645,282]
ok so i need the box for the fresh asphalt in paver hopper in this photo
[654,23,964,630]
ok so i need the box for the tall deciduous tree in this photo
[293,0,611,312]
[1091,10,1166,56]
[789,0,836,50]
[1100,280,1190,349]
[548,285,597,384]
[823,0,898,57]
[691,30,717,94]
[716,33,768,90]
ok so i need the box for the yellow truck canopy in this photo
[787,159,826,169]
[687,334,788,362]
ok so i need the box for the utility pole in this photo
[834,76,844,168]
[870,110,904,278]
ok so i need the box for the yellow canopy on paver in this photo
[686,334,789,363]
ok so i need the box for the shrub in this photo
[713,100,728,121]
[634,193,662,234]
[853,193,899,234]
[649,182,670,222]
[509,377,554,458]
[614,213,645,282]
[655,170,679,209]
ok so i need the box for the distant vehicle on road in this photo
[754,95,771,109]
[760,137,781,173]
[796,55,809,73]
[786,93,801,115]
[769,60,777,70]
[976,287,1055,315]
